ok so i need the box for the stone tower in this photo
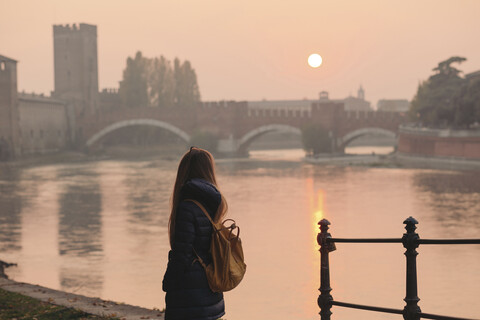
[53,23,99,116]
[0,55,20,160]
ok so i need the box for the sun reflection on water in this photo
[306,178,326,244]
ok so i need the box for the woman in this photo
[163,147,227,320]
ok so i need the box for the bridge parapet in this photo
[344,110,406,120]
[247,108,311,118]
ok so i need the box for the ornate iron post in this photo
[402,217,421,320]
[318,219,336,320]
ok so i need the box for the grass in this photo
[0,288,118,320]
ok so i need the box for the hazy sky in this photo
[1,0,479,107]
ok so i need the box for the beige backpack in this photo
[186,199,246,292]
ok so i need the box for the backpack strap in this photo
[184,199,215,268]
[185,199,239,237]
[184,199,216,226]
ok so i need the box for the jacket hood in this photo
[180,178,221,215]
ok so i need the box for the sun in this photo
[308,53,323,68]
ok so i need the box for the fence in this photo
[317,217,480,320]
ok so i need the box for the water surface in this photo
[0,148,478,319]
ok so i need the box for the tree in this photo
[432,56,466,77]
[119,52,200,108]
[174,58,201,108]
[410,56,466,126]
[119,51,149,108]
[453,76,480,127]
[301,124,332,156]
[150,56,175,108]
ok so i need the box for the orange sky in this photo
[1,0,479,107]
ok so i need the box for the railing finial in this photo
[403,216,418,233]
[402,217,421,320]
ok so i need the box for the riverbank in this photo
[0,151,89,170]
[303,152,480,171]
[303,153,400,168]
[0,145,185,171]
[0,287,117,319]
[395,153,480,171]
[0,278,164,320]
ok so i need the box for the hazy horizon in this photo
[1,0,480,106]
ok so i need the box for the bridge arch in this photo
[85,119,191,147]
[340,127,396,148]
[238,124,301,152]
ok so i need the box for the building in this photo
[377,99,410,112]
[1,24,98,159]
[53,23,99,117]
[342,86,372,112]
[247,86,372,115]
[0,55,20,160]
[247,86,373,117]
[0,54,70,159]
[0,23,101,160]
[18,93,69,155]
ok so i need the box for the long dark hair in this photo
[168,147,228,247]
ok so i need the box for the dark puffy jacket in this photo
[162,178,225,320]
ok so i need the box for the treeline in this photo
[410,56,480,128]
[119,51,201,108]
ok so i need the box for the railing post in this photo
[402,217,421,320]
[318,219,336,320]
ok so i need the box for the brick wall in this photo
[398,127,480,160]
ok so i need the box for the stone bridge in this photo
[78,101,407,155]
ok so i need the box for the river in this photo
[0,148,479,319]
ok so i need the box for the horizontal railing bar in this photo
[418,239,480,245]
[328,238,402,243]
[331,301,478,320]
[418,311,478,320]
[328,238,480,245]
[331,300,403,315]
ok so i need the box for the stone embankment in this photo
[305,126,480,171]
[303,153,391,166]
[394,153,480,171]
[0,278,164,320]
[396,126,480,170]
[397,126,480,160]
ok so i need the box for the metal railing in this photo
[317,217,480,320]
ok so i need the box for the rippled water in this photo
[0,148,479,320]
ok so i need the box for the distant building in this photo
[319,86,372,111]
[377,99,410,112]
[18,93,69,155]
[0,54,70,159]
[0,23,105,159]
[0,55,21,159]
[342,85,372,112]
[53,23,99,116]
[246,86,373,115]
[357,85,365,100]
[319,91,329,101]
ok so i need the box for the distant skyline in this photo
[1,0,480,107]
